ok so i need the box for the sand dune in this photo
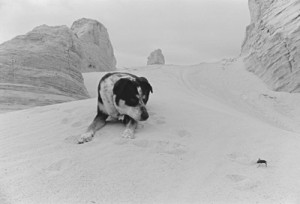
[1,59,300,203]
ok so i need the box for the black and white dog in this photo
[78,72,153,144]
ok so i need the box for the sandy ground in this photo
[1,58,300,203]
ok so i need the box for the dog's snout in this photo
[141,111,149,121]
[140,107,149,121]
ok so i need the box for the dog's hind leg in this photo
[78,111,108,144]
[122,116,137,139]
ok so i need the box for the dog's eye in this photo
[127,98,139,106]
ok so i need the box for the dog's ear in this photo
[138,77,153,94]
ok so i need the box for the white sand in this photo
[1,58,300,203]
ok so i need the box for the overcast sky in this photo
[0,0,250,68]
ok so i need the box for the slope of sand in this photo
[1,58,300,203]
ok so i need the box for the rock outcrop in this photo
[0,18,116,112]
[71,18,116,72]
[147,49,165,65]
[241,0,300,92]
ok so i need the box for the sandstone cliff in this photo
[241,0,300,92]
[147,49,165,65]
[0,18,116,112]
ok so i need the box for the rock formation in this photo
[147,49,165,65]
[241,0,300,92]
[71,18,116,72]
[0,18,116,112]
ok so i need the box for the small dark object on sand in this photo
[257,158,267,167]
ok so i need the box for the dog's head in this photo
[113,77,153,121]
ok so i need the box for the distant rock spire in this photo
[147,49,165,65]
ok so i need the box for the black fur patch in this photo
[122,115,132,125]
[113,78,140,107]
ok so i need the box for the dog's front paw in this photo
[78,132,94,144]
[122,129,135,139]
